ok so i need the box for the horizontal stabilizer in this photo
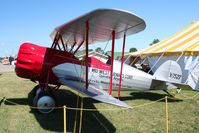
[172,82,193,90]
[59,78,130,108]
[152,79,192,90]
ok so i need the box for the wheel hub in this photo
[37,95,55,114]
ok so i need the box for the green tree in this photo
[149,39,160,46]
[129,47,137,52]
[95,47,104,54]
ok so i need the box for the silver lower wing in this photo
[59,78,130,108]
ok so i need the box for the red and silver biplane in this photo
[15,9,190,113]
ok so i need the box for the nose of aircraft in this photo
[15,43,46,80]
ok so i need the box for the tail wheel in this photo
[36,92,56,114]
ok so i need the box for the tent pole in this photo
[176,52,184,62]
[148,53,164,74]
[131,56,147,69]
[118,33,126,98]
[140,56,147,65]
[124,55,130,63]
[130,55,140,66]
[109,30,115,95]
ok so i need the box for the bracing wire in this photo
[87,34,112,85]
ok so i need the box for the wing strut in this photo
[73,40,84,55]
[51,33,59,49]
[85,21,89,89]
[69,42,77,53]
[59,34,67,51]
[118,33,126,98]
[109,30,115,95]
[51,32,67,51]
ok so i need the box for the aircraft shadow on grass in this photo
[3,88,116,133]
[127,91,182,102]
[3,89,182,132]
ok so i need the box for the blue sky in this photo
[0,0,198,56]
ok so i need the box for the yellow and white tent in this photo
[131,21,199,56]
[130,21,199,90]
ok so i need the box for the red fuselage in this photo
[15,43,80,85]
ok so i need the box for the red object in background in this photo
[1,58,10,65]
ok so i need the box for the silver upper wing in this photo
[51,8,146,46]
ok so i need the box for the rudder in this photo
[153,60,182,83]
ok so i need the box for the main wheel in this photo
[36,93,56,114]
[32,86,43,107]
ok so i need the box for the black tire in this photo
[28,85,40,105]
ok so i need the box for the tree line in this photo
[95,39,160,53]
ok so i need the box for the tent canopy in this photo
[130,21,199,56]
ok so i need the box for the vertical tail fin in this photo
[153,60,192,90]
[153,60,182,84]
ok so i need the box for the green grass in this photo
[0,72,199,133]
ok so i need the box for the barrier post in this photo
[63,105,67,133]
[79,98,84,133]
[165,96,169,133]
[73,95,80,133]
[0,97,6,106]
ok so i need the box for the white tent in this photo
[130,21,199,90]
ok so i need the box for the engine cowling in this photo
[15,43,46,80]
[15,42,81,85]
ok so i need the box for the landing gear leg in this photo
[163,88,181,98]
[163,90,176,97]
[176,88,181,94]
